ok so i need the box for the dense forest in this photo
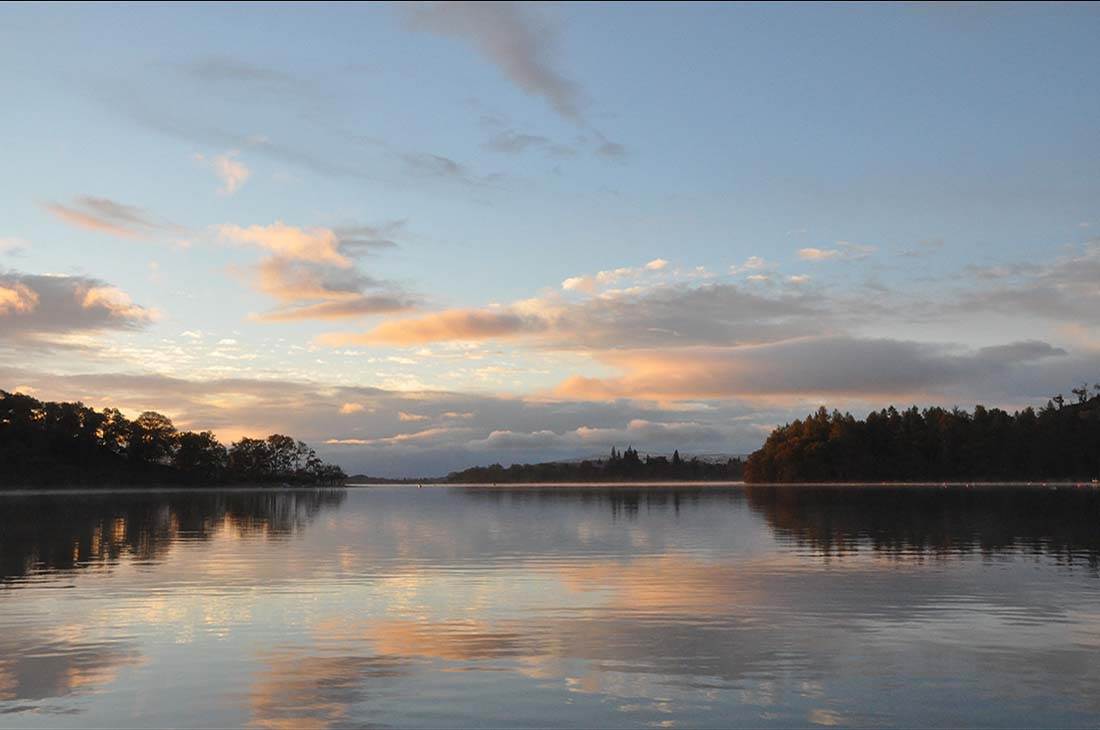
[445,447,744,483]
[0,390,346,487]
[744,384,1100,483]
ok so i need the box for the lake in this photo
[1,484,1099,728]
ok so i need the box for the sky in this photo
[1,1,1099,476]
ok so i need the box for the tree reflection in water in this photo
[0,489,347,582]
[744,485,1100,567]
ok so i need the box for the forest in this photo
[445,447,744,483]
[0,390,346,487]
[744,384,1100,483]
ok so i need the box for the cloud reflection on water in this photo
[1,486,1099,727]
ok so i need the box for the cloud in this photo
[195,150,250,195]
[593,133,626,159]
[798,247,840,261]
[321,280,827,349]
[469,418,728,451]
[182,56,306,88]
[217,222,350,267]
[0,236,28,256]
[730,256,767,274]
[0,271,154,343]
[0,281,37,315]
[44,197,174,239]
[798,242,877,262]
[484,129,576,158]
[560,260,670,295]
[220,221,416,322]
[244,255,416,322]
[325,426,472,448]
[333,222,404,256]
[401,152,468,179]
[900,239,945,258]
[339,402,365,414]
[952,241,1100,326]
[398,411,431,422]
[552,336,1070,402]
[320,308,544,346]
[406,1,580,120]
[256,296,414,322]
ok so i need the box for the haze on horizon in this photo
[1,2,1098,477]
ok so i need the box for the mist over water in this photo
[1,485,1098,728]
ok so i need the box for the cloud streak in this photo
[406,1,580,121]
[45,197,175,239]
[552,337,1070,402]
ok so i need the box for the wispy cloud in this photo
[334,222,404,255]
[406,1,580,120]
[45,197,176,239]
[321,308,542,346]
[798,242,877,262]
[0,237,28,256]
[182,56,308,91]
[195,150,251,195]
[406,2,626,157]
[484,128,576,158]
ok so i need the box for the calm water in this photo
[1,485,1099,728]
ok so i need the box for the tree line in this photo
[0,390,346,487]
[446,446,744,483]
[744,383,1100,483]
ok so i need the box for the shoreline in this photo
[1,480,1097,496]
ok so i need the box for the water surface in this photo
[1,485,1099,728]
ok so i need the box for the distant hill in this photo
[445,447,743,484]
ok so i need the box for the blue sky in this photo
[2,2,1099,475]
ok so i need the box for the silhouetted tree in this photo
[173,431,228,481]
[128,411,178,465]
[745,384,1100,483]
[0,390,345,487]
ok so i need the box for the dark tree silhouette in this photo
[128,411,179,465]
[0,390,345,487]
[744,384,1100,483]
[446,446,744,483]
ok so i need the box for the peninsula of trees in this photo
[0,390,346,487]
[744,384,1100,483]
[444,447,744,483]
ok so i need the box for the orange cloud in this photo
[319,308,543,346]
[46,203,141,238]
[551,337,1068,403]
[0,283,38,315]
[798,247,840,261]
[245,257,415,321]
[80,286,151,321]
[217,222,350,267]
[255,296,412,322]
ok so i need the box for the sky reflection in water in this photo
[1,486,1099,728]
